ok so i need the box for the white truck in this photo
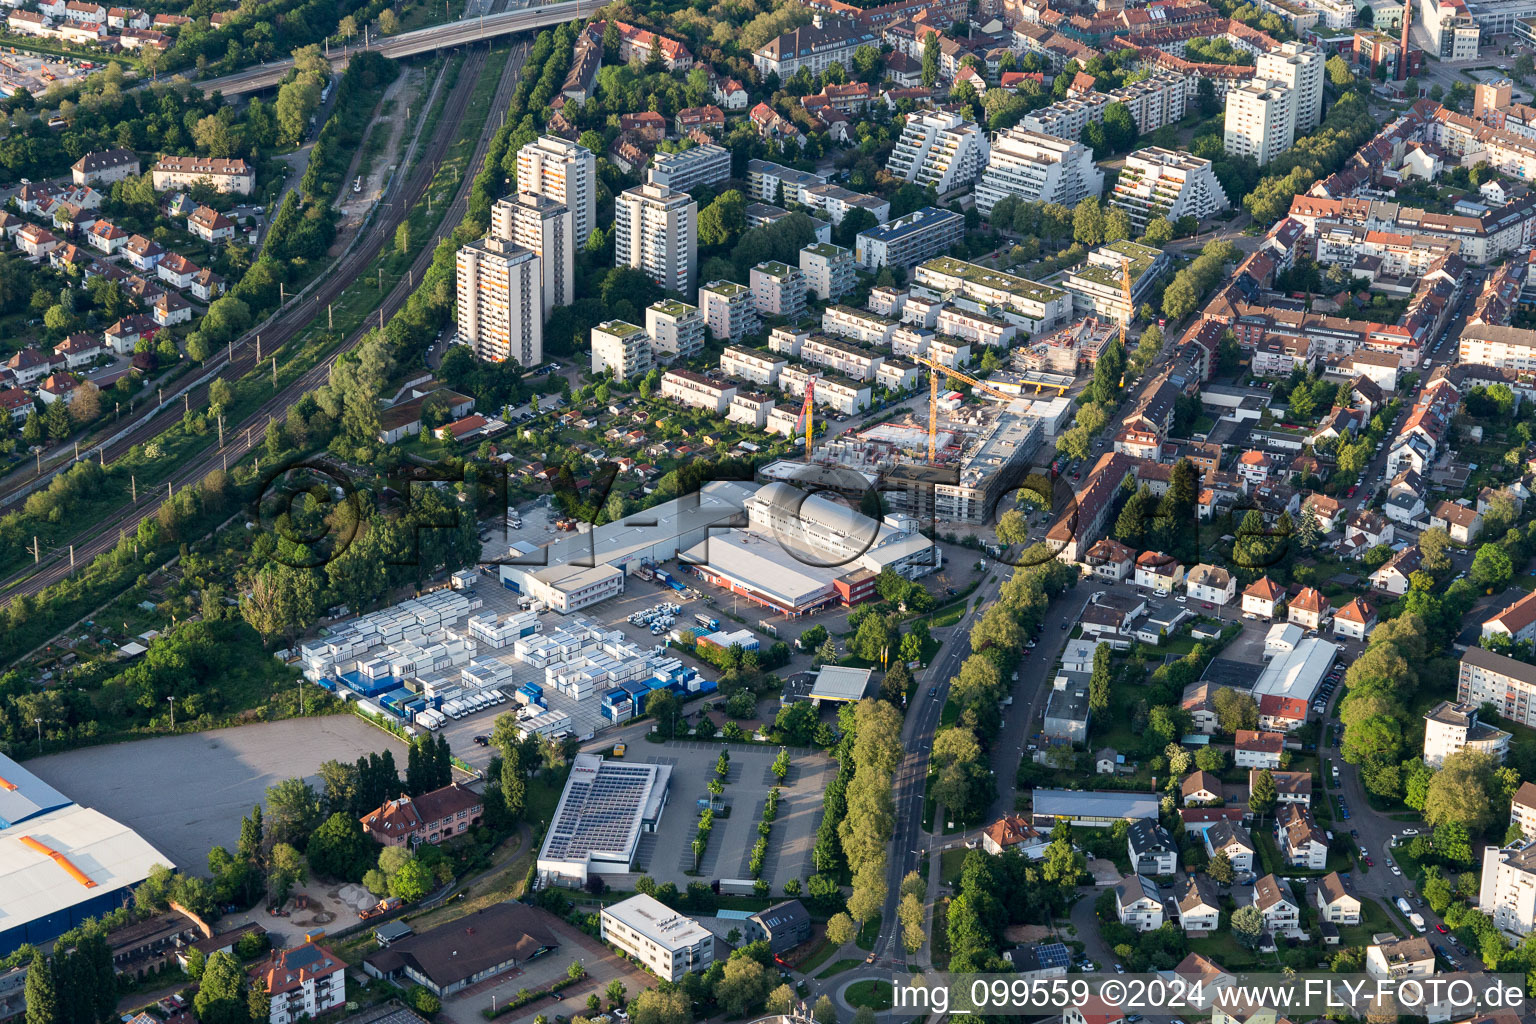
[1396,897,1412,915]
[1410,913,1427,932]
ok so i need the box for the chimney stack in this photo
[1399,0,1411,82]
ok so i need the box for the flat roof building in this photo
[600,894,714,981]
[537,754,672,887]
[1031,789,1159,827]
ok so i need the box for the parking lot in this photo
[613,740,834,892]
[28,717,401,872]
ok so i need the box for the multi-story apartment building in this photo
[1256,42,1324,134]
[876,357,920,392]
[517,136,597,250]
[1512,781,1536,839]
[975,127,1104,216]
[698,280,761,341]
[456,237,543,366]
[492,192,573,320]
[745,160,828,205]
[720,345,786,387]
[1460,323,1536,370]
[1021,74,1187,142]
[150,156,253,194]
[1109,147,1230,233]
[1480,839,1536,938]
[749,261,806,318]
[1422,700,1511,767]
[913,256,1073,333]
[885,112,990,194]
[802,183,891,225]
[646,144,731,192]
[1062,240,1170,325]
[936,306,1017,348]
[1224,81,1296,166]
[778,365,872,413]
[600,895,714,981]
[1459,646,1536,727]
[591,320,655,380]
[615,182,697,294]
[855,207,964,268]
[726,390,777,429]
[752,18,879,80]
[645,299,705,362]
[660,368,737,414]
[252,943,346,1024]
[822,305,897,346]
[800,335,885,381]
[800,242,854,301]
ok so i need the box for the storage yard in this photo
[298,578,719,744]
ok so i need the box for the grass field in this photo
[844,981,894,1010]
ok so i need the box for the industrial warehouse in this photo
[0,751,171,954]
[536,753,672,887]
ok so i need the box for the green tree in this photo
[193,952,248,1024]
[826,912,856,946]
[922,32,940,87]
[24,951,56,1024]
[1231,905,1264,949]
[1249,769,1277,818]
[1472,544,1513,590]
[388,856,435,902]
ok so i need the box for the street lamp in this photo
[34,718,41,753]
[167,695,175,731]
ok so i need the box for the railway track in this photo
[0,40,529,606]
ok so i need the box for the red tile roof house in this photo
[104,314,156,355]
[249,942,346,1024]
[188,205,236,243]
[618,111,667,141]
[359,783,483,846]
[1234,729,1285,770]
[1287,586,1330,630]
[156,251,199,289]
[87,219,128,254]
[190,267,226,302]
[0,387,33,422]
[1258,694,1307,733]
[1241,575,1284,619]
[38,373,78,406]
[7,347,51,386]
[54,332,103,369]
[122,234,165,272]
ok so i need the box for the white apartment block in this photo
[856,207,964,269]
[1460,647,1536,728]
[778,365,872,413]
[616,183,697,295]
[803,183,890,225]
[800,242,854,301]
[913,256,1072,333]
[661,368,737,414]
[767,326,808,357]
[645,300,705,362]
[1109,147,1230,233]
[749,261,806,318]
[726,390,777,429]
[745,159,827,205]
[517,136,596,249]
[1256,42,1324,134]
[699,280,761,342]
[1480,840,1536,939]
[800,335,885,381]
[720,345,786,387]
[822,305,897,346]
[1513,782,1536,839]
[1422,700,1511,767]
[937,306,1017,348]
[456,237,543,367]
[646,144,731,192]
[591,320,655,380]
[600,895,715,981]
[975,127,1104,216]
[492,192,573,320]
[1224,82,1296,166]
[1021,74,1186,143]
[876,358,920,393]
[886,112,990,194]
[1459,324,1536,371]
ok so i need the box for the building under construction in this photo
[1012,317,1119,375]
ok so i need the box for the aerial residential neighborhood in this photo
[3,0,1536,1021]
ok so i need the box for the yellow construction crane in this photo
[800,374,818,460]
[915,355,1019,463]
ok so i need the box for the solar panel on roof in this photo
[1035,943,1071,969]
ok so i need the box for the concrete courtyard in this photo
[28,716,404,871]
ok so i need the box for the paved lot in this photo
[437,912,651,1024]
[28,717,403,871]
[618,740,833,892]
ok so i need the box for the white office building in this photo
[492,192,574,320]
[456,237,542,367]
[1109,148,1230,233]
[886,112,990,194]
[591,320,654,380]
[616,183,697,295]
[976,127,1104,216]
[601,894,715,981]
[516,136,596,250]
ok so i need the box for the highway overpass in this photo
[199,0,604,95]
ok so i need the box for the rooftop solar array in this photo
[1035,942,1071,970]
[540,755,669,863]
